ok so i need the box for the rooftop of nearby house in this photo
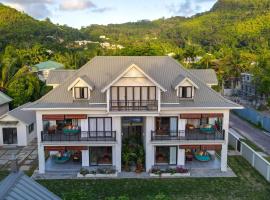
[32,60,64,72]
[0,171,61,200]
[46,69,76,85]
[0,103,35,125]
[0,91,12,106]
[26,56,241,109]
[188,69,218,86]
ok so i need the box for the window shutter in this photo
[187,87,192,98]
[84,87,88,98]
[75,88,80,98]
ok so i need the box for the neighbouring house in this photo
[0,171,61,200]
[0,91,12,116]
[46,69,76,88]
[24,56,241,175]
[223,77,241,96]
[32,60,64,81]
[0,103,36,146]
[188,69,218,88]
[239,73,257,99]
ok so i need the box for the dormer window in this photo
[68,76,94,100]
[172,76,199,99]
[74,87,88,99]
[179,86,192,98]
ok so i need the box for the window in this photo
[88,117,112,133]
[74,87,88,99]
[28,123,34,134]
[179,86,192,98]
[155,146,177,165]
[89,147,112,165]
[155,117,178,136]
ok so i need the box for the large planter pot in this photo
[149,173,190,177]
[77,173,118,178]
[161,173,190,177]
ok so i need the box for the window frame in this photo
[154,146,177,165]
[74,87,88,99]
[88,117,112,132]
[28,123,34,134]
[178,86,193,98]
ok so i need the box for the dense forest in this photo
[1,0,270,107]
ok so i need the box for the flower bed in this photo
[77,167,117,178]
[149,166,190,177]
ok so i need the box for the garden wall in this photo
[229,131,270,182]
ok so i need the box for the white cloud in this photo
[59,0,96,11]
[167,0,216,17]
[1,0,54,19]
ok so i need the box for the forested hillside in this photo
[1,0,270,107]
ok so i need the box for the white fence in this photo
[229,131,270,182]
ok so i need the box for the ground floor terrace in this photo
[37,112,229,175]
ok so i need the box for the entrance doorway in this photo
[3,128,17,144]
[121,117,145,172]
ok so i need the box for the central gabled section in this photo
[101,64,166,112]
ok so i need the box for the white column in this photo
[221,143,228,172]
[177,148,185,166]
[36,111,45,174]
[157,89,161,112]
[81,149,89,167]
[112,117,122,172]
[145,116,155,172]
[221,110,229,172]
[106,89,110,112]
[38,145,45,174]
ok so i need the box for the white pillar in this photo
[81,149,89,167]
[145,116,155,172]
[38,145,45,174]
[221,143,228,172]
[177,148,185,166]
[113,117,122,172]
[221,110,229,172]
[36,111,45,174]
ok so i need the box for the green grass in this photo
[38,156,270,200]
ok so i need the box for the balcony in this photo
[151,129,225,141]
[41,130,116,142]
[109,100,158,111]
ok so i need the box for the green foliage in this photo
[7,73,41,108]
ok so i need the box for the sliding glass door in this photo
[88,117,112,137]
[155,117,178,136]
[155,146,177,165]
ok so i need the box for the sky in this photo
[0,0,217,28]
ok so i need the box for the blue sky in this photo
[0,0,217,28]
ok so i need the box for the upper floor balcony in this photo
[109,86,158,112]
[151,129,225,141]
[41,129,116,142]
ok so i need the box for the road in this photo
[229,113,270,155]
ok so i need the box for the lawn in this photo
[37,156,270,200]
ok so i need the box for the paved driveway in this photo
[0,139,38,171]
[230,113,270,155]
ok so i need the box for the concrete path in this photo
[0,139,38,171]
[229,113,270,155]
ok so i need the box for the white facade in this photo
[29,58,240,175]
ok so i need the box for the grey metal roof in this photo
[188,69,218,85]
[78,75,95,90]
[46,70,76,85]
[1,103,36,125]
[27,56,241,109]
[171,74,186,89]
[0,171,61,200]
[0,91,12,106]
